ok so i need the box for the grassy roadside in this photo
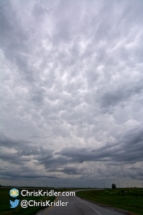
[0,188,55,215]
[76,188,143,215]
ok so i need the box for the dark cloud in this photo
[1,126,143,184]
[58,126,143,163]
[100,80,143,111]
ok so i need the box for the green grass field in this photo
[0,187,55,215]
[77,188,143,215]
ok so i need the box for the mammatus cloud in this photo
[0,0,143,187]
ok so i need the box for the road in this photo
[37,195,126,215]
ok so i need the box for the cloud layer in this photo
[0,0,143,187]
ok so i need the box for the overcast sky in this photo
[0,0,143,188]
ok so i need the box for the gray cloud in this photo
[57,126,143,163]
[0,0,143,187]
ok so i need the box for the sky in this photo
[0,0,143,188]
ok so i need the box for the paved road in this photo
[37,195,125,215]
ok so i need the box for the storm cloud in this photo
[0,0,143,187]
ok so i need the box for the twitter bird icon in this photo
[10,199,20,208]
